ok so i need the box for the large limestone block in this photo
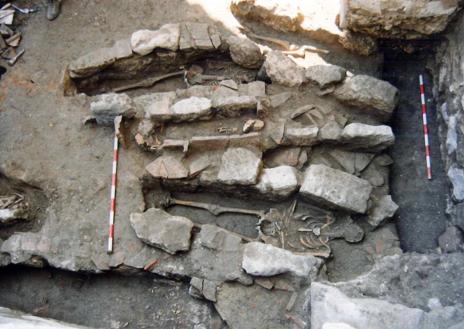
[333,75,399,118]
[131,23,180,55]
[69,39,133,78]
[263,51,305,87]
[217,148,262,185]
[340,123,395,151]
[339,0,460,39]
[305,64,347,88]
[242,242,321,277]
[300,164,372,213]
[130,208,194,254]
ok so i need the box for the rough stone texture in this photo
[217,148,262,185]
[145,156,189,179]
[447,165,464,202]
[68,39,133,78]
[227,35,263,69]
[89,93,135,126]
[263,51,305,87]
[300,164,372,213]
[438,226,464,253]
[311,282,464,329]
[319,121,342,141]
[230,0,378,55]
[243,119,265,133]
[242,242,321,277]
[0,307,93,329]
[368,195,399,228]
[340,123,395,151]
[180,22,217,50]
[283,125,319,146]
[305,65,347,88]
[255,166,299,198]
[333,75,399,118]
[339,0,461,39]
[130,208,194,254]
[215,283,293,329]
[141,92,177,120]
[169,97,213,122]
[434,13,464,238]
[333,253,464,310]
[131,23,180,55]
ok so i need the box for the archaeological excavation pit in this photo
[1,1,464,329]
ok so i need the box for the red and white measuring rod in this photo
[107,133,119,253]
[419,74,432,180]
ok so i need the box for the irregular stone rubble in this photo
[300,164,372,213]
[367,195,399,228]
[311,282,464,329]
[130,208,194,254]
[263,51,305,87]
[230,0,378,55]
[438,226,464,253]
[339,0,461,39]
[242,241,321,277]
[145,155,189,179]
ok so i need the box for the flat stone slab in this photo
[283,125,319,146]
[145,156,189,179]
[333,75,399,119]
[89,93,135,126]
[69,39,133,78]
[130,208,194,254]
[169,97,213,122]
[131,23,180,55]
[255,166,299,198]
[242,242,321,277]
[217,148,262,185]
[340,123,395,151]
[211,95,257,116]
[300,164,372,213]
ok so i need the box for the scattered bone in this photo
[5,32,20,47]
[6,48,23,66]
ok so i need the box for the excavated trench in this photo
[0,14,458,329]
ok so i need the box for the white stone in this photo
[130,208,194,254]
[170,97,213,121]
[255,166,299,198]
[242,242,321,277]
[341,123,395,151]
[145,156,189,179]
[263,51,305,87]
[131,23,180,55]
[300,164,372,213]
[448,165,464,202]
[217,148,262,185]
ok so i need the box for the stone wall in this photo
[433,11,464,232]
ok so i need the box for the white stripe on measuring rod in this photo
[424,135,429,146]
[419,75,424,85]
[107,238,113,251]
[426,156,431,167]
[421,94,425,105]
[422,113,427,124]
[112,161,117,173]
[111,185,116,198]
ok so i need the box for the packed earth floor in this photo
[1,1,464,329]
